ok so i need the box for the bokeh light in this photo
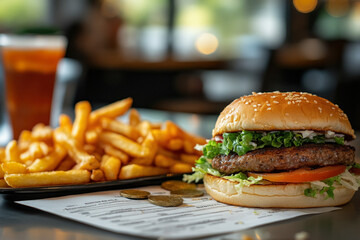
[293,0,318,13]
[195,33,219,55]
[326,0,349,17]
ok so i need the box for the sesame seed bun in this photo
[204,174,355,208]
[212,92,355,140]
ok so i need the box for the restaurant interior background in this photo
[0,0,360,144]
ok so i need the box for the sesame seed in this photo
[253,105,257,107]
[267,103,271,106]
[254,109,258,112]
[288,101,291,105]
[314,100,318,104]
[245,102,249,105]
[273,101,279,104]
[267,107,271,110]
[257,104,261,107]
[330,113,333,117]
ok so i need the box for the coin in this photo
[161,180,197,191]
[119,189,150,199]
[170,189,204,198]
[148,195,183,207]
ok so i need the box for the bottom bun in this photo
[204,174,355,208]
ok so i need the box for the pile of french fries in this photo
[0,97,206,188]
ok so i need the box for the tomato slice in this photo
[248,165,346,183]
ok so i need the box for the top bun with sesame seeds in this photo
[212,92,355,140]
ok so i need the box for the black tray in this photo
[0,174,183,201]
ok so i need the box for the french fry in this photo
[101,155,121,181]
[165,120,206,146]
[85,126,101,145]
[151,129,171,147]
[154,154,180,168]
[31,123,53,143]
[91,169,105,182]
[130,157,152,166]
[89,97,133,126]
[59,114,73,133]
[157,146,180,161]
[83,144,97,154]
[18,130,34,152]
[100,118,139,140]
[0,148,5,163]
[183,139,196,154]
[137,120,152,137]
[5,140,21,163]
[167,138,183,151]
[99,132,146,158]
[54,129,100,170]
[1,162,27,174]
[180,153,200,165]
[0,166,4,178]
[164,120,184,139]
[185,132,207,145]
[55,156,76,171]
[101,143,129,165]
[118,164,167,180]
[0,179,8,188]
[4,170,91,188]
[129,132,158,166]
[169,162,193,174]
[129,108,141,126]
[20,142,51,164]
[72,101,92,145]
[1,97,207,188]
[27,145,67,173]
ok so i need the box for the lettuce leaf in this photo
[305,171,360,199]
[183,156,262,190]
[203,131,345,159]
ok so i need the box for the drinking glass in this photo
[0,35,67,139]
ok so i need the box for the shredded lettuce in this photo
[353,163,360,169]
[183,156,262,190]
[305,170,360,199]
[203,131,345,158]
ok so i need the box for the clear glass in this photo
[0,34,67,139]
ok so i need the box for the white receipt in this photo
[17,185,338,239]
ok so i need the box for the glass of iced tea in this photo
[0,35,67,139]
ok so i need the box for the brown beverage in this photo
[1,36,66,139]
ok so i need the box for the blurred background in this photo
[0,0,359,139]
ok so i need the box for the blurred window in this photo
[314,1,360,40]
[0,0,48,31]
[113,0,168,61]
[173,0,286,60]
[108,0,286,61]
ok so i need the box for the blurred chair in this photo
[51,58,83,127]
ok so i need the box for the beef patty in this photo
[211,143,355,174]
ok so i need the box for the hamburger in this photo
[185,92,360,208]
